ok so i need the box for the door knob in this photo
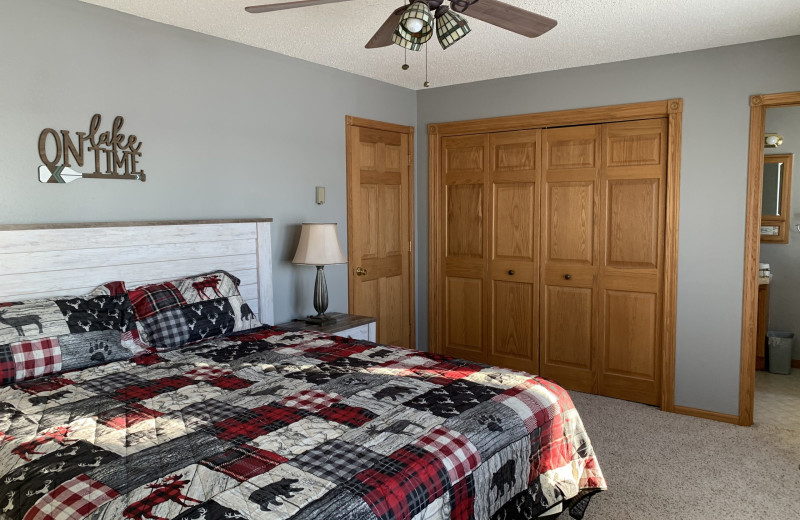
[564,274,572,280]
[508,270,515,275]
[356,267,368,276]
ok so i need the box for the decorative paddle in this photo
[38,165,145,184]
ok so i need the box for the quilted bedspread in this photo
[0,326,606,520]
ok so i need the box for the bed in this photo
[0,219,606,520]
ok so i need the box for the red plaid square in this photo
[185,366,232,381]
[449,474,475,520]
[280,389,342,413]
[201,444,287,482]
[211,376,253,390]
[493,379,560,433]
[24,474,119,520]
[11,338,62,381]
[97,403,164,430]
[414,426,481,484]
[214,405,307,442]
[16,376,73,394]
[316,403,376,427]
[356,445,449,520]
[128,282,186,319]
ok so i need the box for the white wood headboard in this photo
[0,219,275,325]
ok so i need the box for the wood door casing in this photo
[487,130,540,373]
[540,125,601,393]
[346,118,414,349]
[597,119,667,405]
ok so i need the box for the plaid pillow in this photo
[0,282,145,386]
[130,270,262,351]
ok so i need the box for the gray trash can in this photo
[767,331,793,375]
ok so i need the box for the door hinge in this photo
[409,241,413,252]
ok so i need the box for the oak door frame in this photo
[428,99,683,412]
[739,91,800,426]
[345,115,416,349]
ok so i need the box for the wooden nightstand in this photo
[275,312,376,342]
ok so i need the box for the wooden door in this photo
[540,125,601,393]
[487,130,541,373]
[439,134,489,363]
[597,119,667,405]
[346,118,414,348]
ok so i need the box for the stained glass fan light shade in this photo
[436,8,470,49]
[392,1,434,50]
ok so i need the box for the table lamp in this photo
[292,223,347,324]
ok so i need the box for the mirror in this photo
[760,153,794,243]
[761,160,784,216]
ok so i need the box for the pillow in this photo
[0,282,144,385]
[128,270,262,351]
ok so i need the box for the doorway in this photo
[345,116,416,349]
[739,91,800,426]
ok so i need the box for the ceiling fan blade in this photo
[245,0,354,14]
[365,7,406,49]
[465,0,557,38]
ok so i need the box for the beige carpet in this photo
[558,392,800,519]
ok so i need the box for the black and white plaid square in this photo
[81,372,148,395]
[291,439,384,484]
[182,399,251,431]
[141,309,190,351]
[0,345,14,385]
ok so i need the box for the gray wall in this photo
[416,36,800,416]
[0,0,416,324]
[760,106,800,360]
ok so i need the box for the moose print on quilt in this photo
[128,270,262,351]
[0,282,143,385]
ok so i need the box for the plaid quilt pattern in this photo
[24,474,119,520]
[11,338,62,381]
[0,326,605,520]
[0,346,15,385]
[128,282,186,320]
[201,444,288,482]
[414,426,481,484]
[281,389,342,413]
[130,271,263,351]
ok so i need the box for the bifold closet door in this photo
[441,134,489,363]
[487,130,540,374]
[597,119,667,405]
[539,125,602,393]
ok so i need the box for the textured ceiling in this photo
[79,0,800,90]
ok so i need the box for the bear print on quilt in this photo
[0,282,144,385]
[129,270,262,351]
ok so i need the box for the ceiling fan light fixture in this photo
[436,8,470,49]
[393,1,433,50]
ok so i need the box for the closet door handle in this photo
[508,270,515,276]
[564,274,572,280]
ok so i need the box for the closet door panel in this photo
[442,135,489,363]
[488,130,540,373]
[598,119,667,405]
[546,182,594,265]
[540,126,601,392]
[606,179,660,269]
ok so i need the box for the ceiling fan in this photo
[244,0,557,51]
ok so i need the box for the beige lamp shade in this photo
[292,223,347,266]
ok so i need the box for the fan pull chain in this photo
[402,48,409,70]
[424,44,430,88]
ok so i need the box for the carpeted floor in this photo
[558,392,800,519]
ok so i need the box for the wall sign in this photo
[38,114,145,183]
